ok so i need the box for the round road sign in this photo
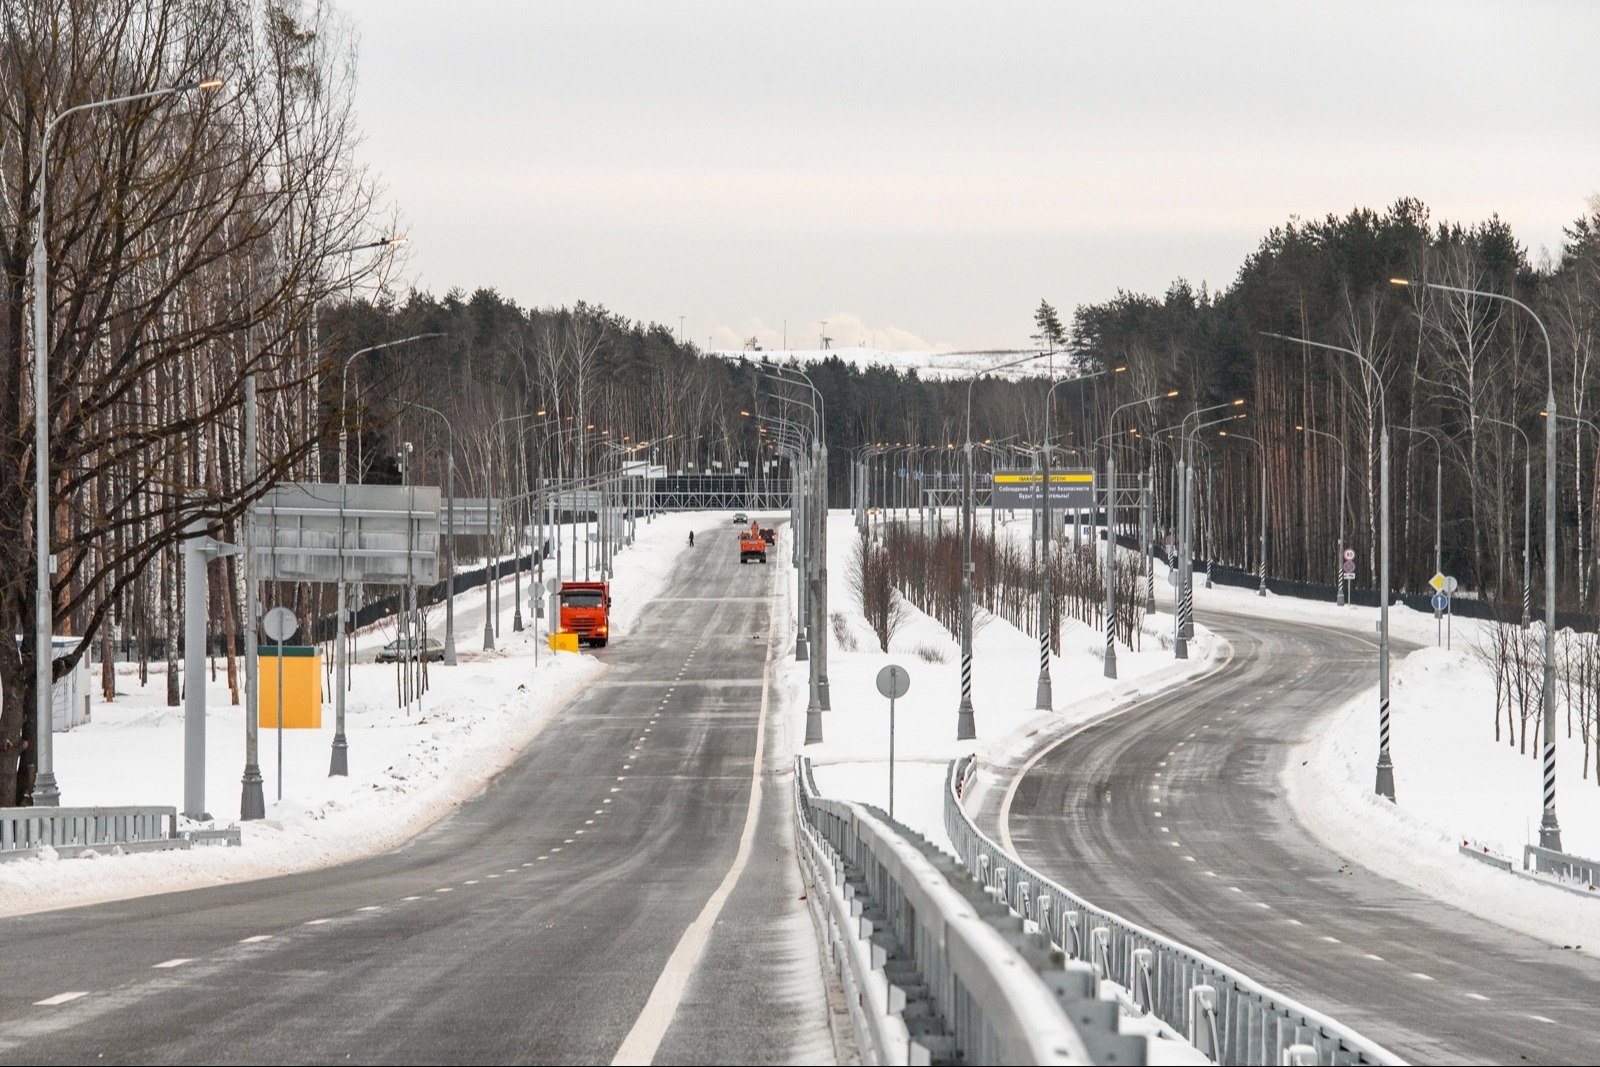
[1443,576,1459,594]
[1431,592,1448,612]
[1341,561,1356,575]
[1343,548,1356,562]
[263,606,298,642]
[875,664,910,700]
[545,577,562,595]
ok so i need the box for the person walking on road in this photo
[688,531,695,547]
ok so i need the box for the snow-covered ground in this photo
[798,510,1221,852]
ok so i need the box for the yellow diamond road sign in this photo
[1430,572,1446,592]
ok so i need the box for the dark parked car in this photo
[375,637,445,663]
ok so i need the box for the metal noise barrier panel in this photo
[794,756,1143,1066]
[944,755,1407,1067]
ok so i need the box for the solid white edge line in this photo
[610,591,774,1066]
[35,991,89,1006]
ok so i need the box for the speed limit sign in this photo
[1343,548,1356,562]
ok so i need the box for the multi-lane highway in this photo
[0,524,836,1065]
[988,606,1600,1065]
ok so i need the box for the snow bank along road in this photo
[990,606,1600,1066]
[0,524,832,1064]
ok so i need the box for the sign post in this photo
[875,664,911,818]
[263,606,297,802]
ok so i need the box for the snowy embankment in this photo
[797,511,1220,852]
[0,512,706,917]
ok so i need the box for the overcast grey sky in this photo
[335,1,1600,351]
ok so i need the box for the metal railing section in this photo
[945,755,1405,1066]
[1525,844,1600,888]
[0,805,235,863]
[795,756,1142,1066]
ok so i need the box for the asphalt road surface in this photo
[0,523,835,1065]
[993,606,1600,1066]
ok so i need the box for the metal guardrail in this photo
[1525,844,1600,888]
[795,756,1143,1066]
[944,755,1405,1066]
[0,805,237,863]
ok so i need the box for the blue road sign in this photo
[1431,592,1448,612]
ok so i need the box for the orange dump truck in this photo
[739,522,767,564]
[558,581,611,647]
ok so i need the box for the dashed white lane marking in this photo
[434,888,453,894]
[1184,856,1196,862]
[585,819,595,825]
[1160,827,1169,833]
[603,797,613,803]
[1168,841,1181,847]
[1320,936,1341,943]
[35,992,89,1006]
[1153,811,1162,817]
[152,959,192,969]
[551,847,562,853]
[359,905,383,910]
[486,874,499,879]
[564,838,575,843]
[1204,871,1217,877]
[574,830,586,835]
[464,880,481,885]
[522,861,534,867]
[404,896,422,900]
[1529,1014,1556,1024]
[1254,902,1271,909]
[1229,886,1242,893]
[623,764,632,770]
[1466,993,1490,1001]
[305,919,333,925]
[1364,953,1383,961]
[1412,973,1435,981]
[239,935,272,943]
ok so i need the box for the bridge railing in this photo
[795,755,1144,1065]
[944,754,1404,1066]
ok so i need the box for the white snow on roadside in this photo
[794,510,1220,855]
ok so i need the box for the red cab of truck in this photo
[558,581,611,647]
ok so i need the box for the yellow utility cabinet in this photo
[258,646,323,728]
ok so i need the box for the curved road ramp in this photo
[944,755,1405,1067]
[795,756,1145,1066]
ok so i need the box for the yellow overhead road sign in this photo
[991,468,1096,508]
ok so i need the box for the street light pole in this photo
[1297,425,1349,605]
[1392,279,1558,846]
[334,333,441,777]
[1266,331,1395,801]
[410,404,458,665]
[1098,391,1178,680]
[1479,417,1532,629]
[29,77,223,807]
[960,352,1050,738]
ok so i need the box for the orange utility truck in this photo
[739,521,768,564]
[557,581,611,647]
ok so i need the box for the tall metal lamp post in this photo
[30,77,224,806]
[1098,391,1178,679]
[1264,331,1395,801]
[959,352,1049,738]
[410,404,459,664]
[333,333,441,777]
[1295,425,1349,605]
[1477,416,1531,628]
[1392,278,1558,845]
